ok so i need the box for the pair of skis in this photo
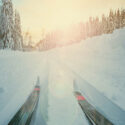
[8,77,124,125]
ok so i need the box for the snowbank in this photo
[54,28,125,111]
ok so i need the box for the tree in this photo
[89,17,93,37]
[108,9,115,33]
[13,10,23,50]
[121,9,125,28]
[115,9,121,29]
[94,17,101,35]
[0,0,14,49]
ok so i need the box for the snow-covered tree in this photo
[115,9,121,29]
[0,0,14,49]
[121,9,125,28]
[88,17,93,37]
[13,10,23,50]
[108,9,115,33]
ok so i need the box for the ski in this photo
[74,91,113,125]
[8,79,40,125]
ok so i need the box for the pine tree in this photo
[116,9,121,29]
[108,9,115,33]
[85,22,89,37]
[0,6,4,48]
[95,17,101,35]
[89,17,93,37]
[0,0,14,49]
[121,9,125,28]
[13,10,23,50]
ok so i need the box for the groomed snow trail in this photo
[47,61,89,125]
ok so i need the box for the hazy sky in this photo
[13,0,125,42]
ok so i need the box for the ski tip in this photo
[74,91,86,101]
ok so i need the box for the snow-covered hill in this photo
[0,28,125,125]
[54,28,125,110]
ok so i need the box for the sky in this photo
[13,0,125,42]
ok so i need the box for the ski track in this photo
[47,61,89,125]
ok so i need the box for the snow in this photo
[0,51,48,125]
[47,61,89,125]
[0,28,125,124]
[54,28,125,111]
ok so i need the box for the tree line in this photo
[0,0,23,50]
[76,9,125,40]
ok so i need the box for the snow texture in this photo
[0,28,125,125]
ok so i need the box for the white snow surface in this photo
[0,28,125,124]
[54,28,125,111]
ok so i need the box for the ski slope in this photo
[0,28,125,125]
[54,28,125,111]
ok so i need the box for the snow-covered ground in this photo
[0,28,125,125]
[54,28,125,111]
[0,51,49,125]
